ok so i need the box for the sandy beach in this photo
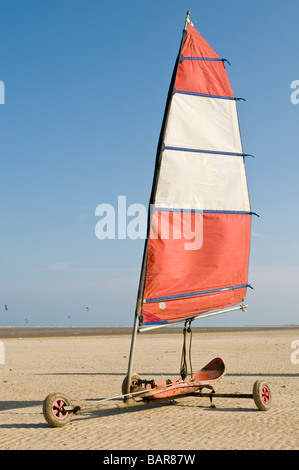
[0,327,298,451]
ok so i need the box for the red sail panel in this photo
[175,60,234,97]
[182,25,220,59]
[142,287,248,325]
[141,212,251,324]
[175,25,234,97]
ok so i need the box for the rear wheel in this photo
[253,380,272,411]
[121,373,142,395]
[43,392,73,427]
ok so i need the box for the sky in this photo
[0,0,298,327]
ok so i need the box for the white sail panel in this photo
[164,94,242,154]
[155,149,250,212]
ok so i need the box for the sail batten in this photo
[137,21,252,327]
[174,90,237,100]
[180,57,224,61]
[144,284,252,304]
[164,146,247,157]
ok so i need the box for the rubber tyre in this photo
[43,392,73,427]
[121,373,142,395]
[253,380,272,411]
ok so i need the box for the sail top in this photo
[183,24,221,59]
[176,25,234,98]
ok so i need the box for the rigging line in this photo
[89,380,179,407]
[180,321,193,380]
[180,323,188,380]
[188,321,193,379]
[91,374,203,407]
[189,11,197,24]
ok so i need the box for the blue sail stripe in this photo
[163,146,245,157]
[154,207,253,215]
[181,57,223,62]
[144,284,252,304]
[175,89,236,100]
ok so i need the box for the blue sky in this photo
[0,0,298,327]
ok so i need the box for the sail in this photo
[138,21,252,327]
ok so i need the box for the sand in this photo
[0,327,298,450]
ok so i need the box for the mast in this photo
[125,12,191,398]
[125,8,252,391]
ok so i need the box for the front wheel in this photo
[43,392,73,427]
[253,380,272,411]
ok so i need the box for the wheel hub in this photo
[52,399,68,420]
[261,385,271,404]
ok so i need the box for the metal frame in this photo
[61,387,255,417]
